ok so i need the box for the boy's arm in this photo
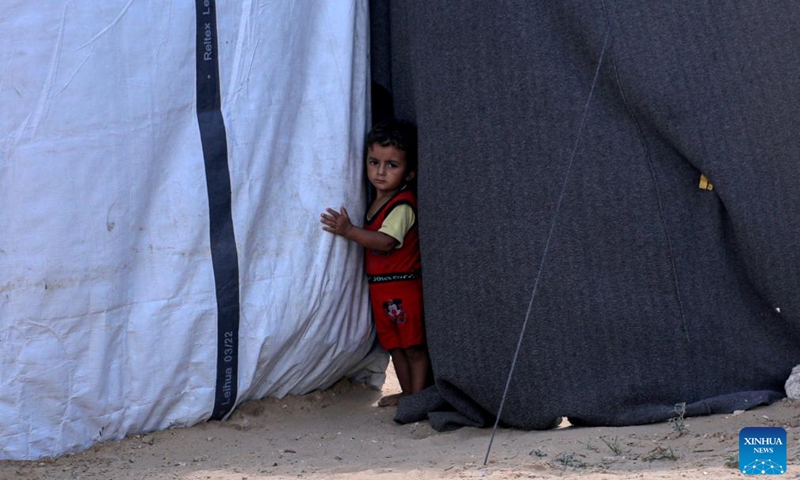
[320,206,398,252]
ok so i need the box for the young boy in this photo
[320,120,430,407]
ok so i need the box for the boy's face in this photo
[366,144,415,196]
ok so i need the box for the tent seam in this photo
[604,5,698,402]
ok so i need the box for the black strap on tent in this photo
[195,0,240,420]
[483,0,615,465]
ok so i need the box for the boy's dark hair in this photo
[366,119,418,173]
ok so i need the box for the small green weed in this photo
[529,448,547,458]
[580,439,599,452]
[553,452,585,469]
[668,402,688,436]
[600,436,624,456]
[643,444,678,461]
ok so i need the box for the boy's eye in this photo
[388,162,398,168]
[368,159,378,165]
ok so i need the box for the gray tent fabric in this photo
[370,1,800,430]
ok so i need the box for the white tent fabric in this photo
[0,1,378,460]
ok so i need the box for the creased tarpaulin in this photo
[370,1,800,430]
[0,1,379,460]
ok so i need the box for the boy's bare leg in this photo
[405,345,431,393]
[379,349,411,407]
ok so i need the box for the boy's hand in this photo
[320,206,353,237]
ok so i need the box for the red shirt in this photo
[364,188,421,282]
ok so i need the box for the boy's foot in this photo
[377,393,405,407]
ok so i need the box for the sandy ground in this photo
[3,366,799,480]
